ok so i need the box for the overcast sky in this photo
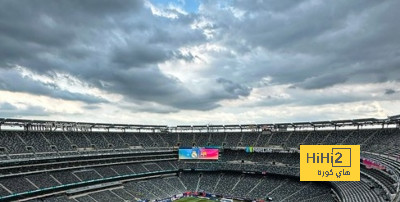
[0,0,399,125]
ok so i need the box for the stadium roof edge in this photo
[389,114,400,120]
[0,118,167,130]
[1,115,399,131]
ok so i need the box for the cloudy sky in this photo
[0,0,399,125]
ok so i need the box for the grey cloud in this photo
[1,0,399,114]
[0,102,17,110]
[216,78,252,98]
[385,89,396,95]
[296,74,348,89]
[136,107,179,114]
[0,0,228,112]
[147,18,206,46]
[0,102,48,117]
[112,43,171,68]
[233,0,303,12]
[0,0,144,71]
[83,105,101,110]
[172,51,196,62]
[0,69,107,104]
[231,0,381,51]
[87,66,222,110]
[247,92,385,108]
[200,0,400,90]
[129,103,180,114]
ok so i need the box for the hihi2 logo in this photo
[300,145,360,181]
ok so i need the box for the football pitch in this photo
[174,197,217,202]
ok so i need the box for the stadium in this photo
[1,0,400,201]
[0,116,399,202]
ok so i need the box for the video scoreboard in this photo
[178,147,219,160]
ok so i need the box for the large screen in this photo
[179,147,219,160]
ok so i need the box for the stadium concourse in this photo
[0,116,399,202]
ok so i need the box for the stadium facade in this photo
[0,116,399,202]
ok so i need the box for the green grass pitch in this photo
[174,197,217,202]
